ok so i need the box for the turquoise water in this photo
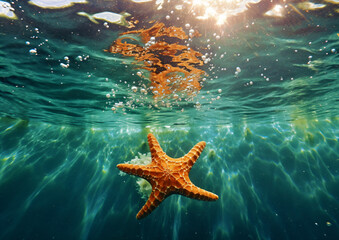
[1,0,339,239]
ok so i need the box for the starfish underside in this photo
[117,133,218,219]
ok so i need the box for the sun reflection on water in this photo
[188,0,261,25]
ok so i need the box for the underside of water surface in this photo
[0,0,339,239]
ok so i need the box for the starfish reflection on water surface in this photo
[117,133,218,219]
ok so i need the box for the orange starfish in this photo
[117,133,218,219]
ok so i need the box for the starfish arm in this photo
[117,163,164,184]
[136,189,166,219]
[184,141,206,167]
[147,133,165,160]
[117,163,149,178]
[181,184,218,201]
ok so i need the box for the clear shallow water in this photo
[0,0,339,239]
[1,118,338,239]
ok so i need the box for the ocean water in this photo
[0,0,339,239]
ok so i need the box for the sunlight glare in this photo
[264,4,284,18]
[185,0,261,25]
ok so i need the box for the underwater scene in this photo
[0,0,339,239]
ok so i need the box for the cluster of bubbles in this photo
[59,55,89,69]
[23,24,91,73]
[26,27,48,56]
[105,71,228,114]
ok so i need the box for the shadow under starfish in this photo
[117,133,219,219]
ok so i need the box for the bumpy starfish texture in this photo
[117,133,218,219]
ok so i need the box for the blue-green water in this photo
[1,0,339,239]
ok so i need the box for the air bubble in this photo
[115,102,124,108]
[131,86,138,92]
[60,63,69,68]
[29,48,37,55]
